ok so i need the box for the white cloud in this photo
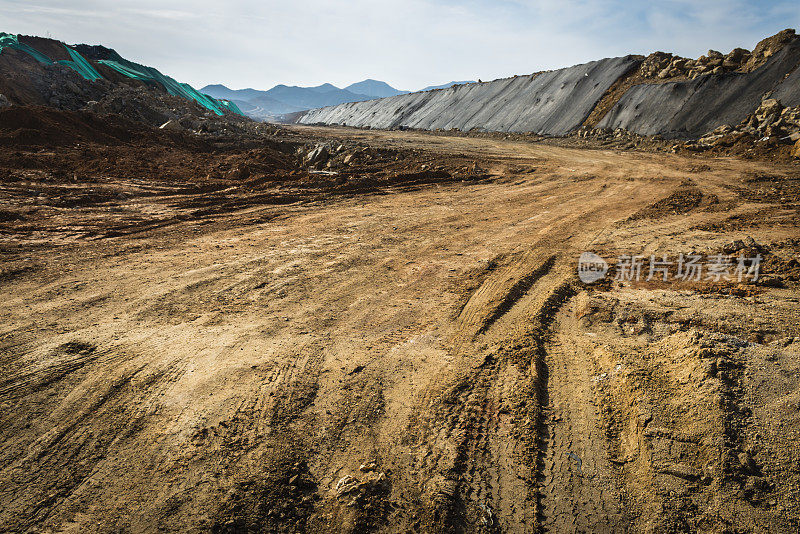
[1,0,798,91]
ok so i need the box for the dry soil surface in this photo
[1,125,799,533]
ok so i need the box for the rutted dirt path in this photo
[1,126,799,532]
[540,309,626,533]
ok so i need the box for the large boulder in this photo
[792,138,800,158]
[305,145,330,166]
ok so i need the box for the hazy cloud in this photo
[1,0,798,91]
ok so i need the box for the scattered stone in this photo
[359,460,378,472]
[305,145,330,166]
[335,475,360,496]
[159,119,184,131]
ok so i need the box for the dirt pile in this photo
[0,34,248,131]
[300,30,800,145]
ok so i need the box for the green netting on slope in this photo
[57,46,102,81]
[0,34,102,81]
[0,32,56,65]
[218,99,244,115]
[98,58,233,116]
[0,32,243,117]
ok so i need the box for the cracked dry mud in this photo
[1,125,799,532]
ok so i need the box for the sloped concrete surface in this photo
[299,56,641,136]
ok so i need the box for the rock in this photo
[359,460,378,472]
[65,80,81,95]
[657,68,672,79]
[335,475,360,496]
[745,29,797,70]
[757,98,783,118]
[159,119,184,131]
[708,50,724,60]
[227,165,250,180]
[0,94,9,108]
[793,138,800,158]
[343,153,354,165]
[722,239,745,253]
[305,145,330,166]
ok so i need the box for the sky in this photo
[2,0,799,91]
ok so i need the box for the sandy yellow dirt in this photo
[1,127,799,532]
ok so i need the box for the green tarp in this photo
[218,99,244,115]
[58,46,102,81]
[99,58,227,116]
[0,32,55,65]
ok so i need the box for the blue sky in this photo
[1,0,798,91]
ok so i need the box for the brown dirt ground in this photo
[1,118,799,533]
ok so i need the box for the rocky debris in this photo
[298,142,404,171]
[689,98,800,152]
[0,48,108,110]
[639,52,694,80]
[687,47,751,78]
[636,42,762,82]
[721,236,763,255]
[637,44,757,82]
[742,28,797,71]
[83,85,271,137]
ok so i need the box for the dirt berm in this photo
[599,38,800,138]
[299,56,641,135]
[298,30,800,140]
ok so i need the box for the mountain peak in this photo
[345,79,409,98]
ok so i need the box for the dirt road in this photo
[1,126,799,532]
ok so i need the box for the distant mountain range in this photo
[200,79,476,121]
